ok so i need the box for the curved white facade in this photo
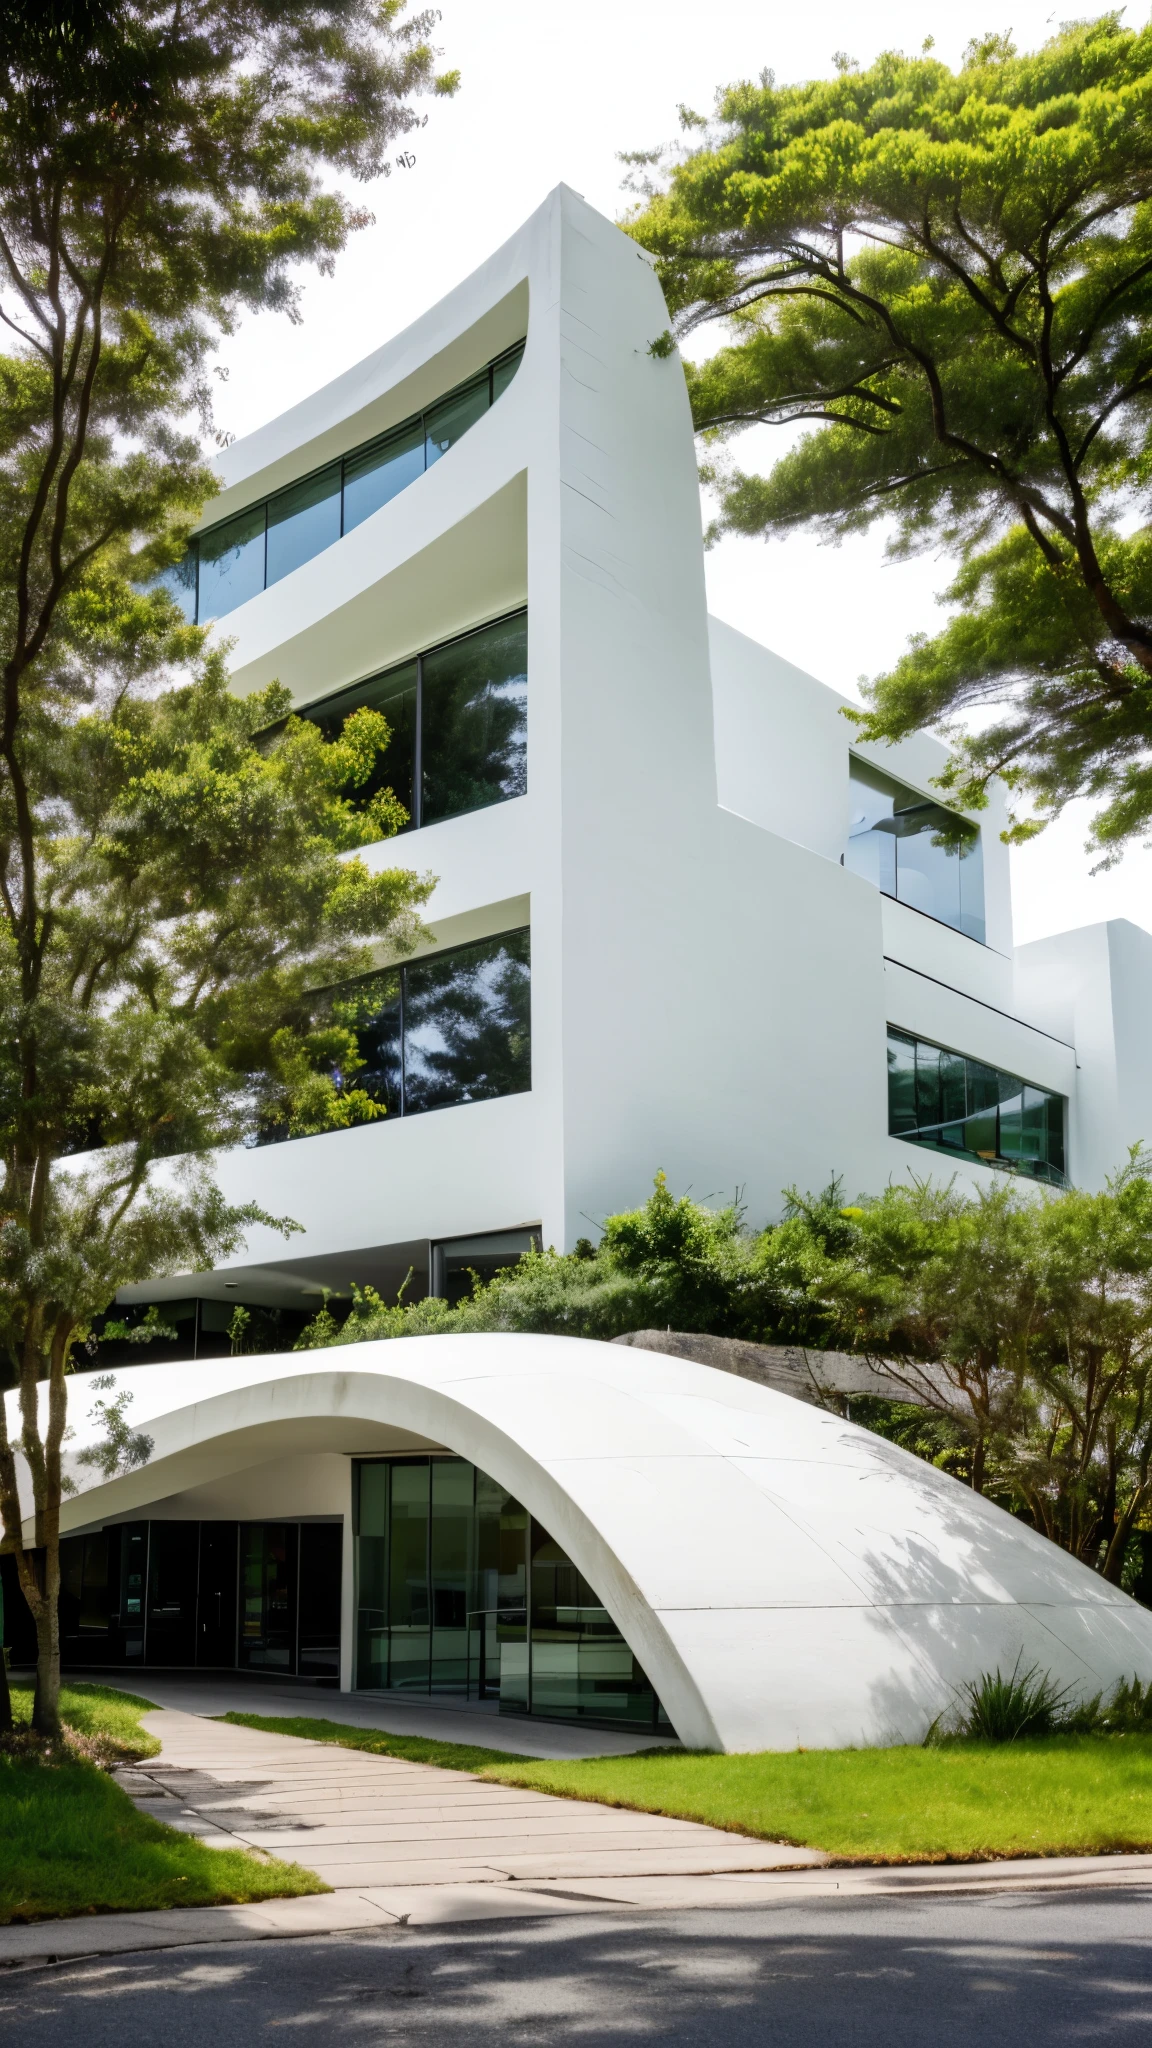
[93,181,1152,1341]
[47,1334,1152,1752]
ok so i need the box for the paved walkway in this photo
[126,1671,678,1759]
[116,1708,819,1889]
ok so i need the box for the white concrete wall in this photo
[1016,919,1152,1187]
[118,182,1152,1312]
[42,1338,1152,1749]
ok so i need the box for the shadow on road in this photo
[3,1886,1151,2045]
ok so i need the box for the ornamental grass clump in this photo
[952,1659,1074,1743]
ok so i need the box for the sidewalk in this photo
[5,1698,1152,1972]
[126,1670,680,1759]
[4,1851,1152,1971]
[113,1707,821,1888]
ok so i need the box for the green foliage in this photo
[481,1734,1152,1862]
[948,1659,1074,1744]
[315,1155,1152,1590]
[0,0,450,1736]
[299,1171,827,1349]
[626,20,1152,856]
[74,1374,154,1481]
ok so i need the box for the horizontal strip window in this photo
[888,1026,1066,1185]
[159,341,525,626]
[260,927,531,1145]
[307,609,526,835]
[847,756,985,945]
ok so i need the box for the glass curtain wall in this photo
[259,927,530,1143]
[165,342,526,624]
[888,1026,1066,1183]
[355,1456,668,1729]
[308,610,527,837]
[846,757,985,942]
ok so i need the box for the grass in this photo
[479,1738,1152,1864]
[217,1709,531,1773]
[1,1683,327,1926]
[224,1712,1152,1866]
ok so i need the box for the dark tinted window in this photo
[313,661,418,824]
[402,930,531,1114]
[263,929,530,1145]
[888,1026,1065,1183]
[421,614,528,825]
[304,611,527,841]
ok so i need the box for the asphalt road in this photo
[3,1886,1152,2045]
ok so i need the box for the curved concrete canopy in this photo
[37,1332,1152,1752]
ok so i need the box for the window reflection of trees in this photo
[888,1026,1065,1184]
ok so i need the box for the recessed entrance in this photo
[354,1454,668,1731]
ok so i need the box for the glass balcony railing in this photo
[845,754,985,943]
[159,340,526,626]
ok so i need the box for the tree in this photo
[799,1159,1152,1579]
[0,0,454,1736]
[625,19,1152,860]
[798,1179,1042,1496]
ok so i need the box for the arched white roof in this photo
[37,1332,1152,1752]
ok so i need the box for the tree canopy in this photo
[625,18,1152,859]
[0,0,454,1734]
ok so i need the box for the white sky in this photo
[211,0,1152,947]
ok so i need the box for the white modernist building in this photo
[17,1333,1152,1750]
[12,186,1152,1741]
[116,181,1152,1342]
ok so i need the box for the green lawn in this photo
[225,1712,1152,1865]
[1,1683,327,1926]
[218,1709,530,1773]
[480,1738,1152,1863]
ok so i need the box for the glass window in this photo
[388,1461,430,1690]
[164,341,526,619]
[239,1522,299,1672]
[430,1459,473,1691]
[342,419,425,532]
[266,463,341,587]
[402,929,531,1116]
[353,1453,667,1728]
[888,1026,1066,1184]
[312,661,418,825]
[302,611,526,842]
[490,342,525,403]
[197,503,266,622]
[152,553,198,624]
[425,372,490,465]
[421,615,529,826]
[334,969,403,1117]
[258,929,529,1145]
[356,1461,390,1690]
[847,758,985,944]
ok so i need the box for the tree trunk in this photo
[31,1532,60,1737]
[0,1635,11,1735]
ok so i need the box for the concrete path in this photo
[116,1708,819,1889]
[119,1671,678,1759]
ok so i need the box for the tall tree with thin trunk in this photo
[0,0,455,1735]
